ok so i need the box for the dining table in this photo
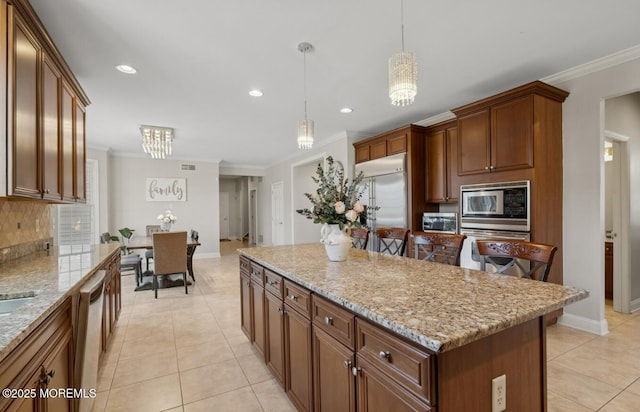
[126,235,200,285]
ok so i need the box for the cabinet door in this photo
[356,357,431,412]
[252,282,266,357]
[387,133,407,155]
[74,102,86,202]
[9,13,41,198]
[457,109,491,175]
[445,126,459,202]
[369,140,387,160]
[355,145,370,163]
[285,305,313,412]
[240,273,253,340]
[265,291,286,388]
[425,130,446,203]
[313,326,356,412]
[42,328,74,412]
[12,369,40,412]
[60,82,75,202]
[491,95,533,172]
[41,55,62,201]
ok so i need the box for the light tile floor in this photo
[93,240,640,411]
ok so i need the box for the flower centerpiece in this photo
[158,210,177,231]
[296,156,366,261]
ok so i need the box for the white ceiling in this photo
[29,0,640,168]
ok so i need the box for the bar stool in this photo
[350,227,370,250]
[376,227,410,256]
[475,239,557,282]
[411,231,466,266]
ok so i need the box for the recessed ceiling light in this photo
[115,64,137,74]
[249,89,263,97]
[340,107,353,114]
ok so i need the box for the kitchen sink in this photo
[0,296,35,318]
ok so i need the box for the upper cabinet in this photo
[425,120,458,203]
[2,0,90,203]
[452,81,567,176]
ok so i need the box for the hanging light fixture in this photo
[297,42,314,149]
[140,125,173,159]
[388,0,417,106]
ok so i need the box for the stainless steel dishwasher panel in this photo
[75,270,105,412]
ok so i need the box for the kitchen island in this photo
[239,243,588,412]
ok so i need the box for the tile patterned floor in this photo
[93,240,640,411]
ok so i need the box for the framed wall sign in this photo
[146,178,186,201]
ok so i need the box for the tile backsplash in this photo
[0,200,52,263]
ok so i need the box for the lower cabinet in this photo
[0,297,74,412]
[240,257,435,412]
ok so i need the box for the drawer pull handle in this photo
[289,295,298,301]
[324,316,333,325]
[343,360,352,369]
[268,280,276,286]
[379,351,391,361]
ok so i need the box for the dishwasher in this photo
[75,270,105,412]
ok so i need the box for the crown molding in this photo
[542,44,640,85]
[414,111,456,127]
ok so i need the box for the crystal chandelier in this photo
[140,125,173,159]
[297,42,314,149]
[388,0,417,107]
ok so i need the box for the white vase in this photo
[320,224,352,262]
[160,221,172,231]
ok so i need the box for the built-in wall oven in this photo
[422,212,458,234]
[459,181,531,276]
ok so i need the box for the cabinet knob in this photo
[277,306,284,314]
[351,366,362,376]
[343,360,352,369]
[324,316,333,325]
[40,366,55,385]
[489,165,495,170]
[485,166,490,170]
[379,351,391,361]
[289,295,298,301]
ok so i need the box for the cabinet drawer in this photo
[239,256,251,276]
[264,269,284,299]
[312,294,355,350]
[284,280,311,319]
[250,262,264,286]
[356,319,435,405]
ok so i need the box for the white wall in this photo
[87,147,110,236]
[108,154,221,257]
[257,133,354,246]
[554,54,640,333]
[219,178,243,239]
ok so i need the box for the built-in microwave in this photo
[422,213,458,234]
[459,180,530,232]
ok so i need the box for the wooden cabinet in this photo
[312,295,356,412]
[455,95,533,176]
[355,130,408,163]
[265,289,286,387]
[100,251,121,354]
[284,279,313,412]
[605,241,613,300]
[425,120,458,203]
[240,272,253,340]
[2,0,90,203]
[251,262,266,358]
[0,297,74,412]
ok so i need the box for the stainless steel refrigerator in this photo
[355,153,407,251]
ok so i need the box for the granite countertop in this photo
[0,243,120,362]
[238,243,589,353]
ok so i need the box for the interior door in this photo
[220,191,230,240]
[271,182,284,245]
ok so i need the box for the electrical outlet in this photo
[492,374,506,412]
[35,219,40,232]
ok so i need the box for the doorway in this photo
[250,188,257,245]
[220,191,230,240]
[271,182,284,245]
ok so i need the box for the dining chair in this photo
[145,225,162,272]
[375,227,410,256]
[411,231,467,266]
[152,231,189,298]
[475,239,558,282]
[186,229,200,281]
[100,232,143,286]
[350,227,370,250]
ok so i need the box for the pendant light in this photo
[297,42,314,149]
[388,0,417,106]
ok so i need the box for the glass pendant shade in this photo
[297,119,314,150]
[388,50,417,107]
[140,126,173,159]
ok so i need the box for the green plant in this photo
[117,227,135,255]
[296,156,366,229]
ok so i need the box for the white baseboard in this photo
[193,252,220,259]
[631,297,640,313]
[558,313,609,336]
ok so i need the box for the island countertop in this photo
[0,243,120,362]
[238,243,588,353]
